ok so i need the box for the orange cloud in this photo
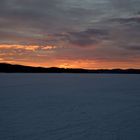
[42,45,57,50]
[0,58,4,61]
[0,44,39,51]
[0,44,57,52]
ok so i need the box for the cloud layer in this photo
[0,0,140,68]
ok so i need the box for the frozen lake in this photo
[0,74,140,140]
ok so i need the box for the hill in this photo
[0,63,140,74]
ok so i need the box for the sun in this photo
[59,63,73,69]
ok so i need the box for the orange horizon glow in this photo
[0,44,140,69]
[0,59,140,69]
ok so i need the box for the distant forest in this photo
[0,63,140,74]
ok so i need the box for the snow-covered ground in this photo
[0,74,140,140]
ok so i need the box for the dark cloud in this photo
[65,29,109,47]
[137,11,140,15]
[0,0,139,46]
[123,45,140,51]
[110,16,140,24]
[67,37,97,47]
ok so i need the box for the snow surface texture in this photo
[0,74,140,140]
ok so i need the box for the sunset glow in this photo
[0,0,140,69]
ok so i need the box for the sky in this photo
[0,0,140,69]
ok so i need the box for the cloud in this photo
[110,0,140,14]
[0,45,39,51]
[110,16,140,24]
[0,0,139,47]
[0,0,140,68]
[64,28,109,47]
[123,45,140,51]
[0,0,98,46]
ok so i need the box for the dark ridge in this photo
[0,63,140,74]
